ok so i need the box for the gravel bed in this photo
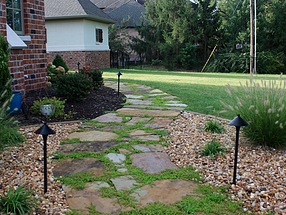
[0,122,80,214]
[166,111,286,214]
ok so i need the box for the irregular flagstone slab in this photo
[131,179,198,206]
[117,108,180,117]
[126,99,152,105]
[68,130,118,142]
[128,130,160,141]
[150,89,163,93]
[123,105,185,111]
[126,94,143,99]
[100,125,126,132]
[166,103,188,107]
[144,117,173,129]
[111,175,139,191]
[132,144,165,152]
[148,93,168,97]
[53,158,104,177]
[163,95,178,99]
[129,130,149,136]
[125,117,151,126]
[106,153,126,164]
[58,141,119,153]
[93,113,123,123]
[62,184,128,214]
[131,152,178,174]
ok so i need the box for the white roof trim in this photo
[6,24,27,49]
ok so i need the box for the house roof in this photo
[90,0,145,27]
[45,0,114,24]
[108,1,146,27]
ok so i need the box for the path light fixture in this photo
[117,71,122,97]
[228,114,248,185]
[35,105,56,193]
[77,62,80,72]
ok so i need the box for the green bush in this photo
[55,73,93,101]
[80,66,104,89]
[52,54,69,72]
[222,79,286,148]
[30,97,65,118]
[0,186,37,215]
[0,36,12,105]
[180,44,197,69]
[204,120,225,134]
[201,139,226,158]
[0,84,24,151]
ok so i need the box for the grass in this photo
[103,67,285,119]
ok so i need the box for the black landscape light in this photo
[117,71,122,97]
[77,62,80,72]
[35,105,56,193]
[228,114,248,185]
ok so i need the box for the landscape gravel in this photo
[0,122,80,214]
[166,111,286,214]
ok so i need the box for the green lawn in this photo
[103,67,284,119]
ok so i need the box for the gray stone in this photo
[117,168,128,173]
[131,179,198,206]
[93,113,123,123]
[85,181,110,191]
[129,130,160,141]
[117,108,180,117]
[131,152,178,173]
[144,117,173,129]
[150,89,163,93]
[68,130,118,142]
[106,153,126,164]
[125,117,151,126]
[53,158,104,177]
[132,144,165,152]
[148,93,167,97]
[166,103,188,107]
[111,175,139,191]
[126,99,152,106]
[126,94,143,99]
[58,141,119,153]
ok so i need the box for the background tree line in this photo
[110,0,286,73]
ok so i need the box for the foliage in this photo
[180,44,198,69]
[0,186,37,215]
[0,36,12,105]
[204,120,225,133]
[30,97,65,118]
[201,139,226,158]
[0,82,24,151]
[54,73,93,101]
[222,79,286,148]
[52,54,69,72]
[80,66,104,89]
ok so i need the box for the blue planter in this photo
[8,91,22,114]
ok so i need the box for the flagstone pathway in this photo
[53,81,197,214]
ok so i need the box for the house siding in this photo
[0,0,47,95]
[47,50,110,70]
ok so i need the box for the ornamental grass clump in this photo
[222,79,286,148]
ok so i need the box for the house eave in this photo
[45,15,115,24]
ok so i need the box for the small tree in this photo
[0,36,12,104]
[52,55,69,72]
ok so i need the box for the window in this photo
[6,0,24,35]
[96,28,103,43]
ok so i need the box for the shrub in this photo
[180,43,197,69]
[222,79,286,148]
[0,186,37,215]
[52,54,69,72]
[55,73,93,101]
[0,84,24,150]
[201,139,226,158]
[30,97,65,119]
[80,66,104,89]
[204,120,225,134]
[0,36,12,105]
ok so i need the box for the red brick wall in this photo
[47,51,110,71]
[0,0,47,95]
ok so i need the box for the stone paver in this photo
[106,153,126,164]
[144,117,174,129]
[132,144,165,152]
[68,130,118,142]
[117,108,179,117]
[93,112,123,123]
[111,175,139,191]
[131,152,178,173]
[126,94,144,99]
[125,117,151,126]
[126,99,153,105]
[58,141,118,153]
[131,179,198,206]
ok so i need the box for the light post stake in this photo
[117,71,122,97]
[228,114,248,185]
[77,62,80,72]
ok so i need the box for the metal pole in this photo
[250,0,254,75]
[233,126,241,185]
[117,75,120,97]
[253,0,257,74]
[43,135,48,193]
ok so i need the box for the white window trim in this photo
[6,24,27,49]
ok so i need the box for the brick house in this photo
[0,0,47,94]
[45,0,114,70]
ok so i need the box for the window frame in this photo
[95,28,103,44]
[6,0,24,35]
